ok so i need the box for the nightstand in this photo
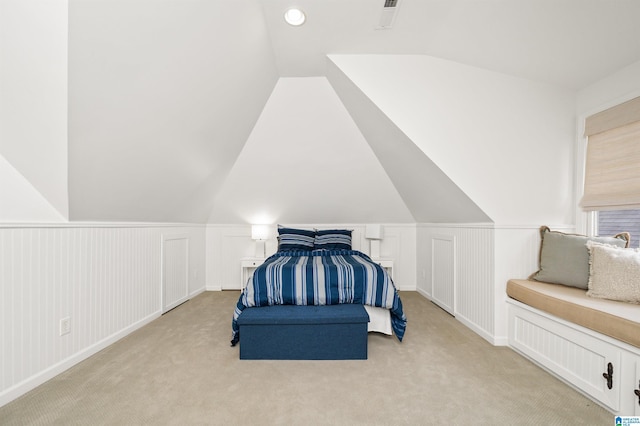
[373,259,393,280]
[240,258,266,290]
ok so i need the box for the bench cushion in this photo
[507,279,640,348]
[237,304,369,360]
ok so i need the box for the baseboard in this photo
[455,314,497,346]
[415,287,431,299]
[0,310,161,408]
[492,335,509,346]
[410,287,505,345]
[189,287,206,298]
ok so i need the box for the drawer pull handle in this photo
[635,381,640,406]
[602,362,613,390]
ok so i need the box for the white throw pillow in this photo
[586,241,640,304]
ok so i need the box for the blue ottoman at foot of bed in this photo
[237,304,369,360]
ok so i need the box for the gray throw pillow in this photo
[530,226,630,289]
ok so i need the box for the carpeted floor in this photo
[0,291,613,425]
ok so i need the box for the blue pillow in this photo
[314,229,352,251]
[277,227,316,251]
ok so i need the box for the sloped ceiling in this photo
[265,0,640,89]
[61,0,640,224]
[326,58,491,223]
[328,54,576,225]
[0,154,66,222]
[1,0,69,221]
[68,0,279,222]
[209,77,416,224]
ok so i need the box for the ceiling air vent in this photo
[376,0,401,29]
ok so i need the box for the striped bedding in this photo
[231,250,406,345]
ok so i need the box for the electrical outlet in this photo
[60,317,70,336]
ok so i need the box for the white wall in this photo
[206,223,416,292]
[329,54,577,226]
[0,224,206,407]
[0,0,69,219]
[208,77,414,224]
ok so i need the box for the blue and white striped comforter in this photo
[231,250,406,345]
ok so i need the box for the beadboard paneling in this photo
[206,224,417,291]
[0,224,205,407]
[162,234,189,312]
[492,225,574,343]
[510,304,621,411]
[513,315,610,389]
[418,224,495,341]
[431,235,455,315]
[418,223,573,345]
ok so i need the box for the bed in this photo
[230,227,407,346]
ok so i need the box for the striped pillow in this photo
[314,229,352,251]
[277,227,316,251]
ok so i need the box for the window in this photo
[581,96,640,211]
[582,96,640,245]
[597,209,640,248]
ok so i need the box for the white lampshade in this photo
[365,224,383,240]
[251,224,270,241]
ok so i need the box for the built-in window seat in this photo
[507,279,640,348]
[506,279,640,415]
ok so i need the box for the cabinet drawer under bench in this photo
[508,299,640,415]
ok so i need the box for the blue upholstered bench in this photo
[237,304,369,360]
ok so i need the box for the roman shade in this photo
[581,96,640,211]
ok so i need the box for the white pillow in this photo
[586,241,640,304]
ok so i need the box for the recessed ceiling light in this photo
[284,8,306,26]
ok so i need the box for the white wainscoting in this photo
[206,224,417,291]
[417,224,495,342]
[0,223,206,407]
[162,234,190,313]
[431,234,455,315]
[493,224,573,343]
[417,223,573,346]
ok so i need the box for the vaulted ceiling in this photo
[14,0,640,224]
[264,0,640,89]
